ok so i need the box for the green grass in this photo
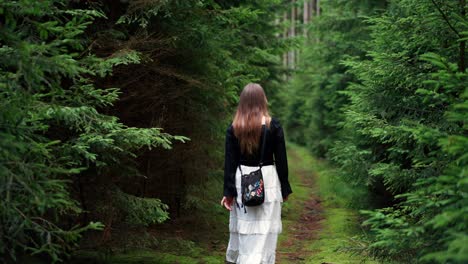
[277,144,314,246]
[304,207,380,264]
[285,143,390,264]
[69,249,221,264]
[276,143,317,261]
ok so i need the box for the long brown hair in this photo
[232,83,271,155]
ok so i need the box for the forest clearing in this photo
[1,0,467,263]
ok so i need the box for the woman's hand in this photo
[220,196,234,211]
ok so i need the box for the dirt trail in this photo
[277,148,325,263]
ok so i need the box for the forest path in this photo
[276,145,325,263]
[277,144,383,264]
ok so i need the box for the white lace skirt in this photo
[226,164,283,264]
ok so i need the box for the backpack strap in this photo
[258,123,267,168]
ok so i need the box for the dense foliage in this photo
[0,0,289,262]
[282,0,387,157]
[284,0,467,262]
[0,0,182,262]
[3,0,466,263]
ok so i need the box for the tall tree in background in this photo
[281,0,386,156]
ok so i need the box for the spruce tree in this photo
[0,1,185,261]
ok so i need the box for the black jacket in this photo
[223,117,293,198]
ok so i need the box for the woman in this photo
[220,83,293,263]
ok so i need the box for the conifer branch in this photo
[430,0,461,38]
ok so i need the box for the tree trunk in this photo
[303,1,309,37]
[283,11,288,71]
[459,0,466,72]
[289,0,296,69]
[316,0,321,16]
[309,0,314,17]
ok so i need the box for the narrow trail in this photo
[277,147,325,263]
[276,145,383,264]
